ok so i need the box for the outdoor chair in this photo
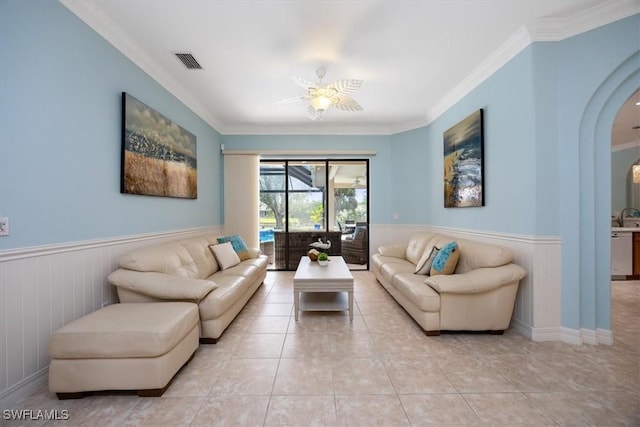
[342,227,368,265]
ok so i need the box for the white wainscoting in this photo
[0,226,221,409]
[369,224,564,341]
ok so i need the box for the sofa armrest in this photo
[108,269,217,301]
[378,244,407,258]
[248,247,261,258]
[425,264,526,294]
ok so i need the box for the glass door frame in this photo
[259,158,370,271]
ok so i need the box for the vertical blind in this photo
[223,154,260,248]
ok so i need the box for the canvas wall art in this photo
[443,109,484,207]
[121,92,197,199]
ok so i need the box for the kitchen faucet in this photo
[618,208,640,227]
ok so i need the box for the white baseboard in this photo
[531,326,613,345]
[596,328,614,345]
[509,317,532,339]
[0,367,48,410]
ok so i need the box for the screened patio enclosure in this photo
[259,160,369,270]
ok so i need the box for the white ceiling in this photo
[62,0,638,139]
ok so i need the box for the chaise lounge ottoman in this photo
[48,302,199,399]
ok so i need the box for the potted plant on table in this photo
[317,252,329,266]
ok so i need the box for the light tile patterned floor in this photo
[10,273,640,426]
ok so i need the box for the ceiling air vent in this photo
[175,53,202,70]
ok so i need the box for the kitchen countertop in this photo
[611,227,640,232]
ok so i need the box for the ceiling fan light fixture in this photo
[277,70,363,119]
[310,94,332,112]
[309,87,339,111]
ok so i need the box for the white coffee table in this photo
[293,256,354,320]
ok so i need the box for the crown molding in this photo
[220,122,396,136]
[425,25,533,126]
[220,115,431,136]
[59,0,224,132]
[527,0,640,42]
[222,149,376,157]
[60,0,638,136]
[423,1,639,129]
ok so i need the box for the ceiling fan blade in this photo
[333,95,363,112]
[327,79,363,95]
[292,75,318,90]
[307,105,322,120]
[275,95,310,105]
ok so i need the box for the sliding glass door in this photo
[259,159,369,270]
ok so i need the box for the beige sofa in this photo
[108,233,268,342]
[372,232,526,335]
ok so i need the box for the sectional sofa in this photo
[108,233,268,342]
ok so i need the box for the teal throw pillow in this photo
[430,241,459,276]
[217,235,250,261]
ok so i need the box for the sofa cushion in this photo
[217,235,251,261]
[431,241,460,275]
[210,242,242,270]
[118,242,199,278]
[237,255,269,271]
[393,273,441,312]
[379,260,416,285]
[213,259,265,284]
[404,233,437,265]
[198,275,249,319]
[179,236,220,279]
[377,245,406,258]
[415,246,439,275]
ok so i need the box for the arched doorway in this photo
[579,51,640,342]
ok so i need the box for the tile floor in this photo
[10,273,640,426]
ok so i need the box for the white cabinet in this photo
[611,231,632,275]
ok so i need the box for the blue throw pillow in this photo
[217,235,250,260]
[430,241,459,276]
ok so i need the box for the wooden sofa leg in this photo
[424,330,440,336]
[199,337,218,344]
[137,382,170,397]
[56,392,85,400]
[489,330,504,335]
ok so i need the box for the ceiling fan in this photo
[276,68,363,120]
[352,176,365,187]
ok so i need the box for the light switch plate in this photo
[0,217,9,236]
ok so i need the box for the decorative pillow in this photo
[415,246,439,275]
[209,242,241,270]
[217,235,250,260]
[430,241,459,276]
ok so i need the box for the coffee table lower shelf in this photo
[298,291,349,312]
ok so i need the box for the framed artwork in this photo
[121,92,197,199]
[443,109,484,207]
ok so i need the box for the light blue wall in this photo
[556,15,640,331]
[391,48,538,235]
[221,135,392,224]
[611,146,640,214]
[0,0,223,250]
